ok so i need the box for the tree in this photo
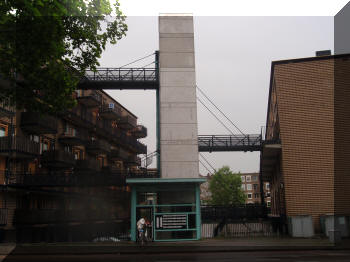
[207,166,247,206]
[0,0,127,113]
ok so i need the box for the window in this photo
[0,125,7,137]
[247,193,252,199]
[246,175,251,182]
[253,184,258,190]
[267,201,271,207]
[75,89,82,97]
[246,184,252,191]
[266,183,270,190]
[30,135,40,143]
[254,193,260,199]
[40,141,48,153]
[241,184,246,190]
[252,175,258,181]
[65,124,77,136]
[241,176,245,182]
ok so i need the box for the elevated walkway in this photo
[78,68,158,90]
[198,134,262,152]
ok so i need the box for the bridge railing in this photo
[83,68,157,82]
[198,134,262,152]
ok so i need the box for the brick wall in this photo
[274,58,335,232]
[334,57,350,216]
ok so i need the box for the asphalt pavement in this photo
[2,250,350,262]
[0,237,349,261]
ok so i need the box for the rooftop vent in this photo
[316,50,331,57]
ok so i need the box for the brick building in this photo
[261,53,350,234]
[0,89,149,242]
[240,173,271,205]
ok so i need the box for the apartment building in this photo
[240,173,271,206]
[261,53,350,235]
[0,89,148,242]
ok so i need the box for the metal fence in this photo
[202,222,276,238]
[201,205,269,222]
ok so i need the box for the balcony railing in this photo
[125,156,141,166]
[99,104,122,120]
[96,121,121,142]
[41,150,76,169]
[0,208,8,225]
[118,115,137,130]
[109,148,129,161]
[14,209,121,225]
[131,125,147,138]
[75,157,101,173]
[21,112,57,134]
[86,140,111,155]
[58,129,88,146]
[76,90,102,107]
[8,169,159,187]
[63,107,95,129]
[0,136,40,158]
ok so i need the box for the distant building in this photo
[199,172,270,206]
[240,173,271,206]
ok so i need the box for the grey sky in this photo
[99,16,333,174]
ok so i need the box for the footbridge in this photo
[198,134,262,152]
[78,52,263,153]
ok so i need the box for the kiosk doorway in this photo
[127,178,205,242]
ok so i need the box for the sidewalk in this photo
[1,237,349,255]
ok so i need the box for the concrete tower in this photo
[159,14,199,178]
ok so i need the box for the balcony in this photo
[86,139,111,155]
[0,136,40,158]
[126,137,147,154]
[76,90,102,107]
[118,115,137,130]
[125,156,141,166]
[41,150,76,169]
[99,104,122,120]
[109,148,129,161]
[101,165,123,175]
[58,129,88,146]
[14,209,120,225]
[135,141,147,154]
[75,157,101,173]
[20,112,57,134]
[131,125,147,139]
[63,107,95,129]
[96,120,121,141]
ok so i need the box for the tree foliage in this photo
[207,166,247,206]
[0,0,127,113]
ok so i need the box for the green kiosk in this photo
[127,178,206,242]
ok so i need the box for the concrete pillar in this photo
[159,14,199,178]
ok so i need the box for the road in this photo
[3,250,350,262]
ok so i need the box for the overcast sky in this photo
[99,16,333,175]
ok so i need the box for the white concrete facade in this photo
[159,15,199,178]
